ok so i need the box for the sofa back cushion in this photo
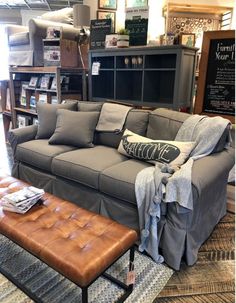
[77,101,104,112]
[147,108,190,140]
[36,101,77,139]
[94,109,150,148]
[147,108,231,153]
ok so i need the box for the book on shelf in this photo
[38,93,47,103]
[5,88,11,111]
[51,96,58,104]
[20,81,29,107]
[17,115,31,128]
[50,75,65,90]
[61,76,69,91]
[30,95,36,108]
[0,186,45,214]
[40,75,51,89]
[33,117,39,125]
[29,76,39,88]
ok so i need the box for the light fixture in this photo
[73,4,90,29]
[73,4,91,69]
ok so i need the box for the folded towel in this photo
[96,103,132,132]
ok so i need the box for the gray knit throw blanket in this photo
[135,115,231,263]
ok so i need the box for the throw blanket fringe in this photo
[135,115,231,263]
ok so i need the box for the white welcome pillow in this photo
[118,129,195,166]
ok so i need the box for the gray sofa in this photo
[8,101,234,270]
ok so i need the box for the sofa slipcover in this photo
[8,103,235,270]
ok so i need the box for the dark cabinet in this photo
[89,45,198,110]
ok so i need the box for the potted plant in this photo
[117,28,130,48]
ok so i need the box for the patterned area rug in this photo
[0,234,173,303]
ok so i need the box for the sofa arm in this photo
[8,125,38,158]
[29,18,81,46]
[191,148,235,197]
[5,24,28,39]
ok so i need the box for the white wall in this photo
[84,0,235,33]
[83,0,125,31]
[0,9,22,24]
[83,0,97,20]
[20,9,47,26]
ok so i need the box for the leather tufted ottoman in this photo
[0,175,138,303]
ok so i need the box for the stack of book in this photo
[1,187,45,214]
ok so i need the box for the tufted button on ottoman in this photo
[0,175,138,303]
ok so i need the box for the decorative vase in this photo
[117,34,129,48]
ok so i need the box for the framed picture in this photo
[105,34,118,48]
[179,33,195,47]
[97,10,116,32]
[29,77,38,88]
[126,0,148,8]
[98,0,117,10]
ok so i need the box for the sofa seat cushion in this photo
[52,145,128,190]
[16,139,76,172]
[100,159,152,205]
[9,32,29,46]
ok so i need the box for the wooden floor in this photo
[0,115,235,303]
[156,212,235,303]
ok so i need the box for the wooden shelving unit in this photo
[0,80,11,141]
[9,66,88,129]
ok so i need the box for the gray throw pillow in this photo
[36,102,78,139]
[77,101,103,112]
[49,109,100,147]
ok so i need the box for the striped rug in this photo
[0,234,173,303]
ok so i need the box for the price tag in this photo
[92,62,101,75]
[126,270,135,285]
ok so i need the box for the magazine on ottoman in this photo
[0,187,44,214]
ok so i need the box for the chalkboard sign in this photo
[125,18,148,46]
[90,19,112,49]
[194,30,235,123]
